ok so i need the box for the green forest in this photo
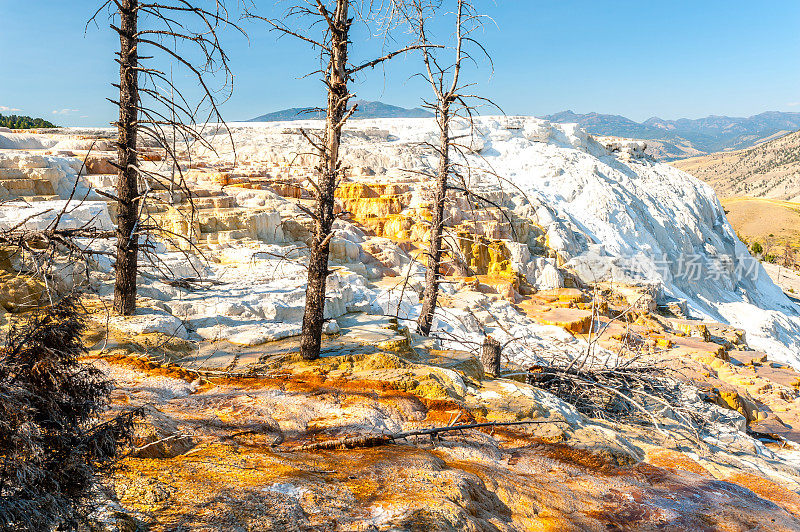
[0,113,57,129]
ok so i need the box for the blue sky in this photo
[1,0,799,126]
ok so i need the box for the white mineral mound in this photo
[4,117,796,366]
[215,117,800,365]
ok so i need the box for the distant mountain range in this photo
[248,102,800,161]
[247,100,433,122]
[542,110,800,160]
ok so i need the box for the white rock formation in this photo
[3,117,798,366]
[202,117,800,365]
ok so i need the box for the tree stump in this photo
[481,335,502,377]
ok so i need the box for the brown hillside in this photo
[721,197,800,255]
[673,130,800,201]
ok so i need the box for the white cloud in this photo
[52,108,79,115]
[788,102,800,107]
[0,106,21,112]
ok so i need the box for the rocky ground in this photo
[84,347,800,531]
[2,120,800,529]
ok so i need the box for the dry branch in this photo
[525,362,705,439]
[290,419,564,451]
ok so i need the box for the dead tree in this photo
[408,0,493,336]
[481,335,501,376]
[89,0,242,315]
[782,243,796,270]
[114,0,139,316]
[248,1,427,360]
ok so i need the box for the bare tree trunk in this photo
[248,0,422,358]
[300,0,350,360]
[91,0,240,313]
[409,0,481,338]
[417,104,450,336]
[113,0,139,316]
[481,335,501,377]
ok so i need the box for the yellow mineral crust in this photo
[98,346,800,531]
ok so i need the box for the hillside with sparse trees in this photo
[673,129,800,201]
